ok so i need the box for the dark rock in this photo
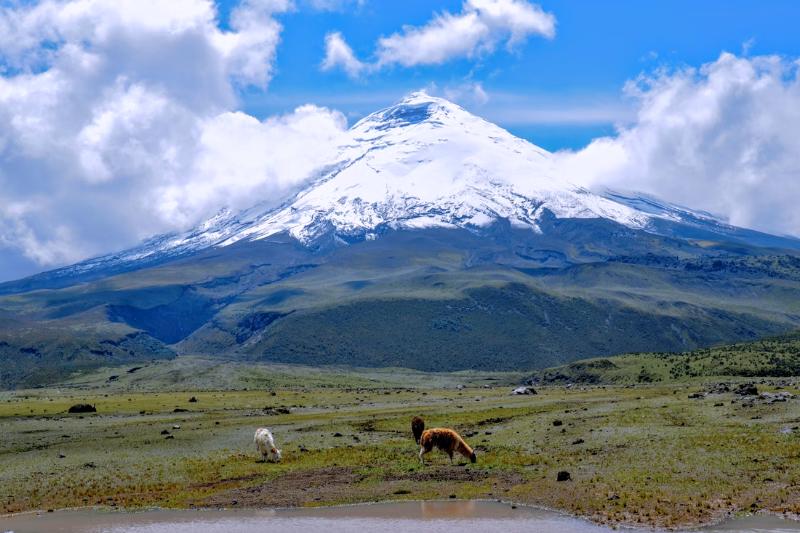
[735,383,758,396]
[188,396,198,403]
[552,420,563,426]
[107,375,119,382]
[688,392,706,399]
[333,432,343,437]
[557,471,571,481]
[165,435,175,440]
[572,438,585,445]
[68,404,96,414]
[161,430,170,435]
[263,407,291,415]
[760,391,794,403]
[173,408,189,413]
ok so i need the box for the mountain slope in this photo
[2,93,800,387]
[530,331,800,385]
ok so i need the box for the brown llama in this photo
[411,416,425,444]
[418,427,476,465]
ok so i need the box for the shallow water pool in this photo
[2,500,799,533]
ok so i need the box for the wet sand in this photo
[2,500,799,533]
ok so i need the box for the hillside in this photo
[531,331,800,385]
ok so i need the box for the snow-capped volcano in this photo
[219,91,652,245]
[39,92,798,280]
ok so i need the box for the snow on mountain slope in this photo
[219,92,653,245]
[42,91,771,280]
[601,189,723,225]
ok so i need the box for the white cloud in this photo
[157,105,347,228]
[377,0,554,68]
[323,0,554,77]
[0,0,349,273]
[222,0,294,88]
[306,0,365,11]
[0,202,85,266]
[556,53,800,236]
[425,81,490,106]
[322,31,367,78]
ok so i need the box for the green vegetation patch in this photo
[534,331,800,384]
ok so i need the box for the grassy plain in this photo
[2,357,800,529]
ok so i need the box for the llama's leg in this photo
[419,446,427,465]
[448,450,454,464]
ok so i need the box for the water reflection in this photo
[2,500,799,533]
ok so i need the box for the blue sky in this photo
[225,0,800,150]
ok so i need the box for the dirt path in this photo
[195,465,523,509]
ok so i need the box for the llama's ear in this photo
[271,447,277,453]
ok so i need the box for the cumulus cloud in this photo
[222,0,295,88]
[157,105,347,228]
[377,0,555,67]
[322,31,367,78]
[323,0,554,77]
[557,52,800,236]
[0,0,349,275]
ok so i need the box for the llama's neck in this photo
[456,437,473,458]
